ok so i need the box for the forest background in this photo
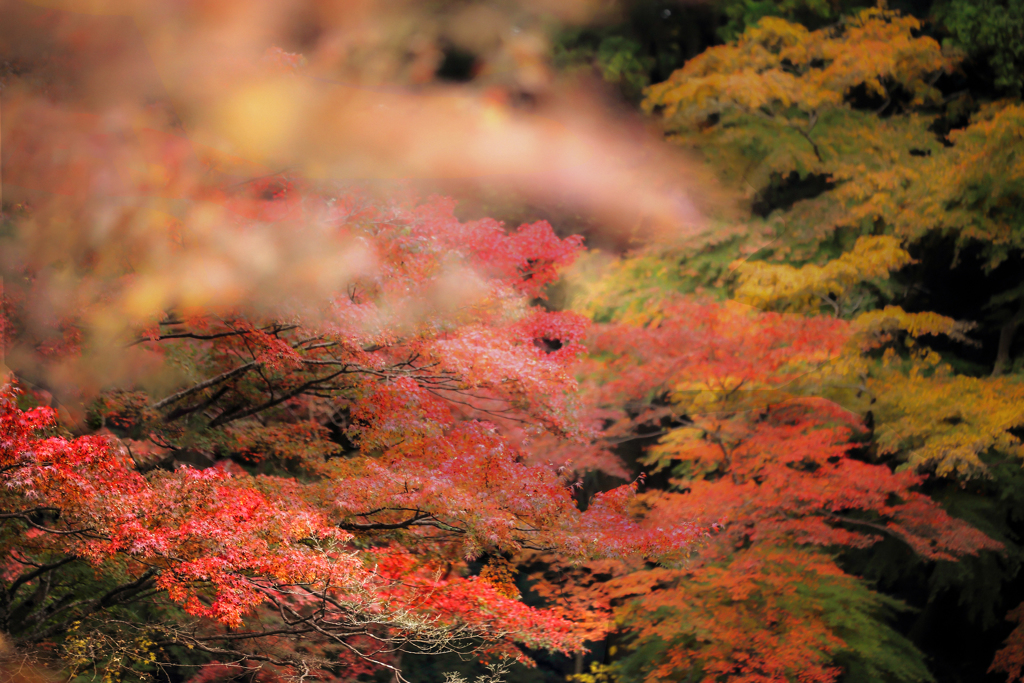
[1,1,1024,683]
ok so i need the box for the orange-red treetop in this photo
[531,299,1002,683]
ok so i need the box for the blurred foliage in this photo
[935,0,1024,95]
[5,0,1024,681]
[555,31,654,102]
[715,0,873,41]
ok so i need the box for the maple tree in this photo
[3,1,1024,682]
[530,5,1024,683]
[0,1,714,681]
[0,181,715,680]
[532,289,1001,683]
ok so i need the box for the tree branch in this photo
[153,362,257,410]
[339,513,433,531]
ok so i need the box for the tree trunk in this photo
[993,296,1024,376]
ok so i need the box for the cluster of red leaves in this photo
[0,388,589,661]
[2,391,347,626]
[0,184,711,679]
[994,605,1024,682]
[539,298,1002,683]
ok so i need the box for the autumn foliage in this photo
[3,1,1024,682]
[532,295,996,683]
[598,6,1024,683]
[0,184,712,679]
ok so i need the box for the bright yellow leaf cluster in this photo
[734,235,912,313]
[870,353,1024,476]
[852,306,976,347]
[644,9,953,128]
